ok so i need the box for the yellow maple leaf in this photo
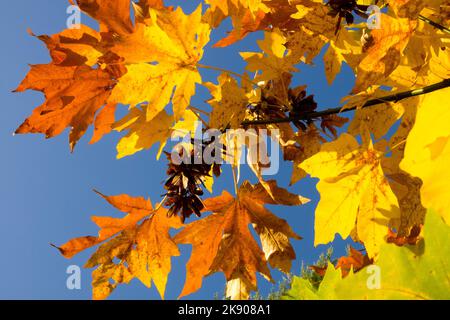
[400,88,450,225]
[108,5,210,121]
[205,0,270,17]
[389,0,427,18]
[353,14,416,93]
[387,45,450,89]
[240,29,298,82]
[204,73,250,130]
[380,96,425,236]
[348,100,405,140]
[15,3,210,150]
[290,4,314,20]
[287,1,338,65]
[114,107,200,159]
[323,28,362,85]
[174,180,308,299]
[383,4,449,89]
[289,125,324,185]
[300,133,400,258]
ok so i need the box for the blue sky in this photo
[0,0,358,300]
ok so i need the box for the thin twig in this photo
[387,139,407,154]
[188,105,210,116]
[242,79,450,126]
[419,14,450,34]
[155,195,167,211]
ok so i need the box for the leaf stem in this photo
[187,106,210,129]
[242,79,450,126]
[387,139,407,154]
[155,195,167,212]
[418,15,450,34]
[231,165,238,196]
[188,105,210,116]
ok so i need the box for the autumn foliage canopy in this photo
[15,0,450,300]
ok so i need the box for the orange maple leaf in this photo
[16,1,209,150]
[335,246,372,277]
[352,14,416,93]
[174,180,308,299]
[138,0,166,12]
[213,9,266,48]
[309,246,372,278]
[56,191,182,299]
[14,65,118,151]
[69,0,134,35]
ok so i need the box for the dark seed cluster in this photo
[164,141,221,222]
[248,91,288,122]
[288,88,318,131]
[249,84,319,129]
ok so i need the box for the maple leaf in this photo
[205,73,251,130]
[286,1,339,65]
[289,124,325,185]
[284,210,450,300]
[213,9,266,48]
[352,14,416,93]
[387,224,422,246]
[108,5,211,121]
[241,29,298,83]
[90,103,117,145]
[379,96,426,237]
[205,0,270,17]
[323,28,362,85]
[114,108,200,159]
[174,181,308,299]
[348,99,405,140]
[211,0,336,49]
[137,0,166,13]
[30,26,103,67]
[14,65,116,151]
[56,191,182,299]
[71,0,134,35]
[400,88,450,225]
[320,114,349,138]
[309,245,372,278]
[16,3,210,150]
[384,16,449,89]
[15,0,450,302]
[300,132,400,258]
[390,0,427,19]
[335,246,372,277]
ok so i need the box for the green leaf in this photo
[283,210,450,300]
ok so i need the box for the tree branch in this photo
[418,15,450,34]
[242,79,450,126]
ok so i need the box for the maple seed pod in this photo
[163,139,222,223]
[289,89,318,131]
[248,80,289,122]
